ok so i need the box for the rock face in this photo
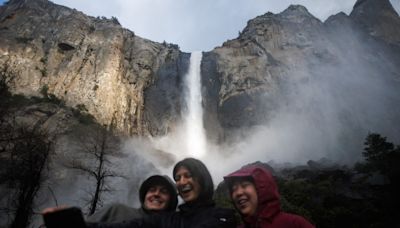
[202,0,400,143]
[203,5,326,139]
[350,0,400,45]
[0,0,189,136]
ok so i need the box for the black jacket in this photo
[86,204,146,223]
[88,200,236,228]
[89,158,236,228]
[87,175,178,223]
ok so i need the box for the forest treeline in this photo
[216,133,400,227]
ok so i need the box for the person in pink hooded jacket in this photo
[224,165,315,228]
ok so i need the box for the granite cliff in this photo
[202,0,400,144]
[0,0,189,136]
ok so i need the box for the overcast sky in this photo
[1,0,400,52]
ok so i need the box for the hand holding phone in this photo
[42,207,87,228]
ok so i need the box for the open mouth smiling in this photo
[179,185,193,194]
[235,198,249,208]
[149,198,163,205]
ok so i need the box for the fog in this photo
[27,135,159,227]
[124,9,400,185]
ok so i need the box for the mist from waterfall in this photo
[182,51,207,158]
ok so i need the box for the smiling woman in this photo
[224,165,315,228]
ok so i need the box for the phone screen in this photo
[43,207,87,228]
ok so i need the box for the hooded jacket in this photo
[173,157,214,207]
[224,165,314,228]
[87,175,177,223]
[169,157,237,228]
[88,158,236,228]
[139,175,178,212]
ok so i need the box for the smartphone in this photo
[43,207,87,228]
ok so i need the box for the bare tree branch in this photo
[63,124,125,215]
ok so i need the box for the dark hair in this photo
[173,158,214,202]
[224,176,254,194]
[139,175,178,211]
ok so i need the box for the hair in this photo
[225,176,254,194]
[173,158,214,202]
[139,175,178,211]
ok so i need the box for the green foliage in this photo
[40,85,49,97]
[363,134,394,162]
[38,85,65,106]
[277,170,382,227]
[40,56,47,64]
[1,77,40,108]
[111,16,120,25]
[89,25,96,33]
[46,94,65,106]
[72,103,95,124]
[76,104,88,112]
[360,133,400,183]
[215,133,400,227]
[9,94,32,107]
[40,68,47,77]
[0,76,11,99]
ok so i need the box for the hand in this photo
[41,205,70,215]
[41,206,86,228]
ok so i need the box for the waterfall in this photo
[183,51,207,158]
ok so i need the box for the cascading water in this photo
[183,51,207,158]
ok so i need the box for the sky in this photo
[1,0,398,52]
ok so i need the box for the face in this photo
[231,180,258,217]
[174,166,201,203]
[143,185,171,211]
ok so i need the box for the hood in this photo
[224,165,281,222]
[139,175,178,212]
[173,158,214,203]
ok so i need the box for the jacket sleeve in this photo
[86,213,162,228]
[291,215,315,228]
[86,219,144,228]
[86,204,142,223]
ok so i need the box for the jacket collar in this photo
[178,199,215,215]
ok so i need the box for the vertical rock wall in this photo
[0,0,189,136]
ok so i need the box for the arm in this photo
[42,207,144,228]
[86,204,141,223]
[42,207,87,228]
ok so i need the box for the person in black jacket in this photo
[86,175,178,223]
[170,157,236,227]
[43,158,236,228]
[103,158,236,227]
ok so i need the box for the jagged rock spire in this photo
[350,0,400,45]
